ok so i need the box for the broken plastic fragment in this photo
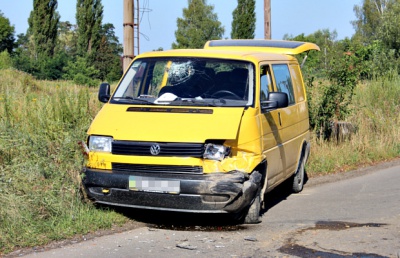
[176,242,197,250]
[154,93,178,104]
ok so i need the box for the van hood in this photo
[87,104,245,143]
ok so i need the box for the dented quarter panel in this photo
[212,107,264,174]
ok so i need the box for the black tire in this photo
[244,194,261,224]
[292,155,305,193]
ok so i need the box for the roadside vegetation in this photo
[307,77,400,174]
[1,0,400,255]
[0,65,399,254]
[0,69,127,254]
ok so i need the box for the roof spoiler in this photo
[204,39,320,57]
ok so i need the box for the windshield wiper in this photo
[113,97,155,105]
[169,98,220,107]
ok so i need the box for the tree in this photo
[24,0,64,80]
[351,0,400,75]
[172,0,224,49]
[378,0,400,53]
[12,33,34,73]
[76,0,103,57]
[28,0,60,58]
[0,12,15,53]
[63,56,99,86]
[283,29,338,76]
[0,50,13,69]
[93,23,123,81]
[231,0,256,39]
[352,0,390,43]
[57,21,78,56]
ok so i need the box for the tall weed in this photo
[0,51,13,69]
[0,69,126,254]
[308,76,400,175]
[1,68,399,253]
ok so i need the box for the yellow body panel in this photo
[82,39,319,216]
[87,105,265,174]
[86,39,317,184]
[88,105,244,142]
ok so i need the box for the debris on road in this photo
[244,236,258,242]
[176,241,198,250]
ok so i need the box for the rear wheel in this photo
[292,155,305,193]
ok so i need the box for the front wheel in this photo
[292,155,305,193]
[244,194,262,224]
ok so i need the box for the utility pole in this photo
[264,0,271,39]
[123,0,134,71]
[123,0,140,71]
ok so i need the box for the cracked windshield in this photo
[112,57,254,106]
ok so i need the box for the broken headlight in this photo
[88,136,113,152]
[203,144,230,161]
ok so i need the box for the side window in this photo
[272,64,295,105]
[260,65,272,101]
[289,64,305,102]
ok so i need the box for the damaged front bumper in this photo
[82,168,262,214]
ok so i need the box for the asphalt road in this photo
[17,160,400,258]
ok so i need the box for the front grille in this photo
[112,141,204,157]
[112,163,203,174]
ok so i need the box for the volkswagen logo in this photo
[150,144,161,155]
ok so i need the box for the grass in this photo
[0,68,399,254]
[0,69,127,254]
[307,77,400,176]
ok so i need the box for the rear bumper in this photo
[82,168,262,214]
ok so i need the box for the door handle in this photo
[278,112,282,126]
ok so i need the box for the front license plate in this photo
[128,176,180,194]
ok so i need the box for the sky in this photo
[1,0,361,54]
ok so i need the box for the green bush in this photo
[0,51,12,69]
[63,56,100,87]
[0,69,126,254]
[308,75,400,175]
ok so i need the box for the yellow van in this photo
[81,40,320,223]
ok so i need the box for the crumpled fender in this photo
[222,170,262,212]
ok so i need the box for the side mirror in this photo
[261,92,289,112]
[98,82,111,103]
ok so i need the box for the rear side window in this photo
[272,64,295,105]
[289,64,305,102]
